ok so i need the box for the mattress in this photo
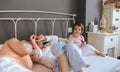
[32,55,120,72]
[0,44,120,72]
[83,55,120,72]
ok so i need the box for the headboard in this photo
[0,10,76,43]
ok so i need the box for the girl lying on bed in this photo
[67,22,106,57]
[30,34,90,72]
[0,35,89,72]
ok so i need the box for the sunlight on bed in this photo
[83,55,120,72]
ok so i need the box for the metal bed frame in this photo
[0,10,76,38]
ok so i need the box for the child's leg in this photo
[82,44,105,57]
[94,50,106,57]
[65,44,90,72]
[51,42,90,72]
[56,53,69,72]
[51,42,69,72]
[81,44,96,56]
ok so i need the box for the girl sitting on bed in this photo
[67,22,105,57]
[30,34,89,72]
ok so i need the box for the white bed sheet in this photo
[32,55,120,72]
[83,55,120,72]
[0,44,120,72]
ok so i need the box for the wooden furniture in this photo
[102,4,120,57]
[102,4,120,32]
[88,32,120,58]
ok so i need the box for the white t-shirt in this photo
[31,35,58,68]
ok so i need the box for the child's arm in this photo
[67,34,74,44]
[81,40,86,47]
[30,34,43,62]
[45,35,58,45]
[81,35,86,47]
[30,48,43,63]
[30,34,40,50]
[37,35,58,46]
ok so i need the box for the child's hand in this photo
[81,40,86,47]
[83,41,86,45]
[36,34,46,42]
[30,34,37,43]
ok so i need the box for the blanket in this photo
[0,57,32,72]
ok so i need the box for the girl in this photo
[30,34,89,72]
[68,22,105,57]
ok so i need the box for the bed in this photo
[32,55,120,72]
[0,10,120,72]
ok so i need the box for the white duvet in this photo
[0,57,32,72]
[32,55,120,72]
[0,44,120,72]
[83,55,120,72]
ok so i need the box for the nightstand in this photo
[87,32,120,58]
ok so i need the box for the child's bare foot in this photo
[86,64,91,67]
[78,64,90,72]
[96,51,106,57]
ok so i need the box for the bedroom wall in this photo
[0,0,78,14]
[78,0,102,40]
[86,0,102,27]
[78,0,102,28]
[0,0,102,43]
[0,0,78,43]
